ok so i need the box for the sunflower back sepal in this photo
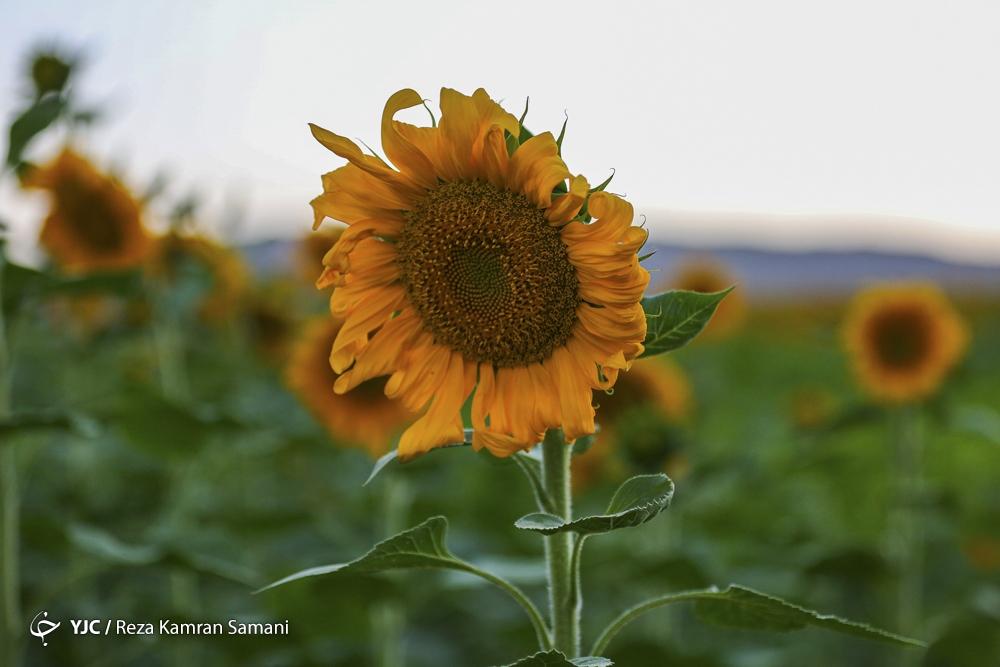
[498,651,613,667]
[640,287,735,357]
[514,473,674,536]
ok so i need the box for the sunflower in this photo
[309,88,649,459]
[297,226,344,284]
[244,281,299,365]
[843,283,966,403]
[22,148,151,273]
[788,386,838,431]
[148,231,250,323]
[574,358,693,489]
[286,317,413,457]
[666,256,745,338]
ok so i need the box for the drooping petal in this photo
[381,89,439,188]
[309,123,422,197]
[397,351,473,459]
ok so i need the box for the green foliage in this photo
[502,651,612,666]
[640,288,734,357]
[258,517,460,589]
[592,585,924,655]
[691,585,923,646]
[258,516,553,651]
[6,95,66,167]
[114,391,238,460]
[0,410,97,440]
[516,474,673,536]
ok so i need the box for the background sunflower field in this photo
[2,3,999,666]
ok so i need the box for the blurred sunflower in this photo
[574,358,693,490]
[148,231,250,323]
[788,386,838,431]
[22,148,151,273]
[666,256,745,338]
[843,283,967,403]
[286,317,413,457]
[243,281,299,364]
[309,88,649,459]
[296,226,343,284]
[962,536,1000,572]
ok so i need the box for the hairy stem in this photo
[541,430,579,656]
[375,475,410,667]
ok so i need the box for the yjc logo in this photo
[70,619,103,635]
[29,611,60,646]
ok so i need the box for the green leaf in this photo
[258,516,552,649]
[694,585,924,645]
[68,523,160,566]
[515,473,673,536]
[6,95,66,166]
[115,391,234,460]
[0,410,98,441]
[639,288,734,357]
[591,584,925,655]
[257,517,463,590]
[501,651,612,666]
[67,524,259,586]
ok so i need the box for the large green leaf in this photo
[258,516,552,649]
[693,585,922,643]
[258,517,458,589]
[502,651,612,666]
[6,95,66,166]
[639,288,733,357]
[591,584,925,655]
[515,474,673,536]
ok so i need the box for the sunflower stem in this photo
[890,404,923,667]
[0,242,24,667]
[374,474,409,667]
[541,429,579,657]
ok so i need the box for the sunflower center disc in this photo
[56,179,127,253]
[397,180,580,367]
[870,307,931,369]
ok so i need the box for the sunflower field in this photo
[2,36,999,667]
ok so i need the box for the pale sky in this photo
[2,0,999,264]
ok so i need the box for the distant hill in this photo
[243,238,1000,298]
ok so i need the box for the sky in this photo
[2,0,999,264]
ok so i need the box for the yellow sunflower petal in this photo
[381,89,438,188]
[438,87,520,180]
[397,351,472,459]
[546,174,589,224]
[507,132,570,208]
